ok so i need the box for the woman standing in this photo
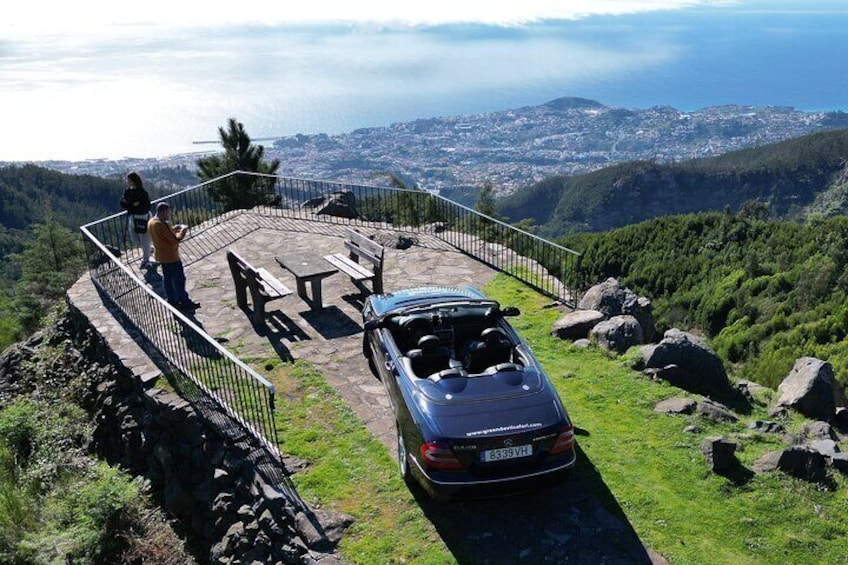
[120,171,153,269]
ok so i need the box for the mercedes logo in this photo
[503,438,513,447]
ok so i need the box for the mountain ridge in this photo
[499,128,848,237]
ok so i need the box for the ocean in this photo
[2,1,847,162]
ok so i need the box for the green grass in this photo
[257,360,451,564]
[483,275,848,565]
[243,274,847,564]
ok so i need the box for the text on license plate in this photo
[481,444,533,462]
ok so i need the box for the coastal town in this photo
[28,98,848,199]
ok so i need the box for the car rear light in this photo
[420,441,464,470]
[550,425,575,455]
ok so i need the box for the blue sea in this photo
[3,1,848,161]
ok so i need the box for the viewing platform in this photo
[70,211,502,452]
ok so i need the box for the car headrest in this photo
[417,334,440,351]
[481,327,508,344]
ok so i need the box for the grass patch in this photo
[483,275,848,565]
[258,360,451,564]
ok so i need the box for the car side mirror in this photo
[501,307,520,317]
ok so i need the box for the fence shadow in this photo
[410,444,655,565]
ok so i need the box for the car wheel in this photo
[397,426,412,482]
[363,335,379,378]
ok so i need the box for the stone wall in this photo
[58,302,347,564]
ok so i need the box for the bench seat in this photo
[227,250,292,328]
[322,252,374,281]
[323,228,385,294]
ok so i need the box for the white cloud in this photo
[3,1,729,38]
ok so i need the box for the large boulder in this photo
[590,315,643,353]
[578,278,633,318]
[578,278,656,342]
[551,309,605,340]
[302,190,358,219]
[753,446,829,483]
[776,357,844,421]
[641,329,730,395]
[701,436,738,472]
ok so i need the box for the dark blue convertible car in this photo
[362,286,576,499]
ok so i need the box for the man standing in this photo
[147,202,200,310]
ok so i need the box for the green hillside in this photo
[500,128,848,237]
[561,211,848,390]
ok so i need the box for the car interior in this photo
[386,305,525,379]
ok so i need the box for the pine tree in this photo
[197,118,281,211]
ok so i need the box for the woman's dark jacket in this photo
[120,187,151,215]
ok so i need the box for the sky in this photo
[2,0,846,162]
[3,1,730,35]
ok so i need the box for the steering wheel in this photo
[401,316,434,345]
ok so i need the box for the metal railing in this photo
[80,171,580,480]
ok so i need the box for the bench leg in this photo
[373,271,383,294]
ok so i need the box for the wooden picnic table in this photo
[276,250,338,310]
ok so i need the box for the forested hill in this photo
[0,164,124,290]
[499,128,848,238]
[0,164,123,231]
[560,211,848,390]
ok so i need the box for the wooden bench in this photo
[226,249,292,327]
[322,228,385,294]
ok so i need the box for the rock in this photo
[590,315,644,353]
[641,329,730,395]
[684,425,701,434]
[302,190,358,219]
[697,398,738,423]
[223,521,249,552]
[551,309,605,340]
[627,296,656,344]
[371,231,416,250]
[776,357,842,421]
[577,278,655,341]
[737,380,770,405]
[701,436,738,472]
[832,453,848,473]
[836,407,848,426]
[573,338,591,348]
[807,439,839,458]
[654,397,697,415]
[747,420,785,434]
[752,446,829,482]
[802,421,836,442]
[295,511,330,551]
[578,278,635,318]
[767,405,789,420]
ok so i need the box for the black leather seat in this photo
[463,327,513,373]
[407,334,452,378]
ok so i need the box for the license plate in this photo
[481,444,533,462]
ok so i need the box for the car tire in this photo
[397,426,412,483]
[363,335,379,378]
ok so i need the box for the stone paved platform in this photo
[71,214,497,453]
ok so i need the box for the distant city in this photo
[25,98,848,198]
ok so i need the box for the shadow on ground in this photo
[299,306,362,339]
[410,443,658,565]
